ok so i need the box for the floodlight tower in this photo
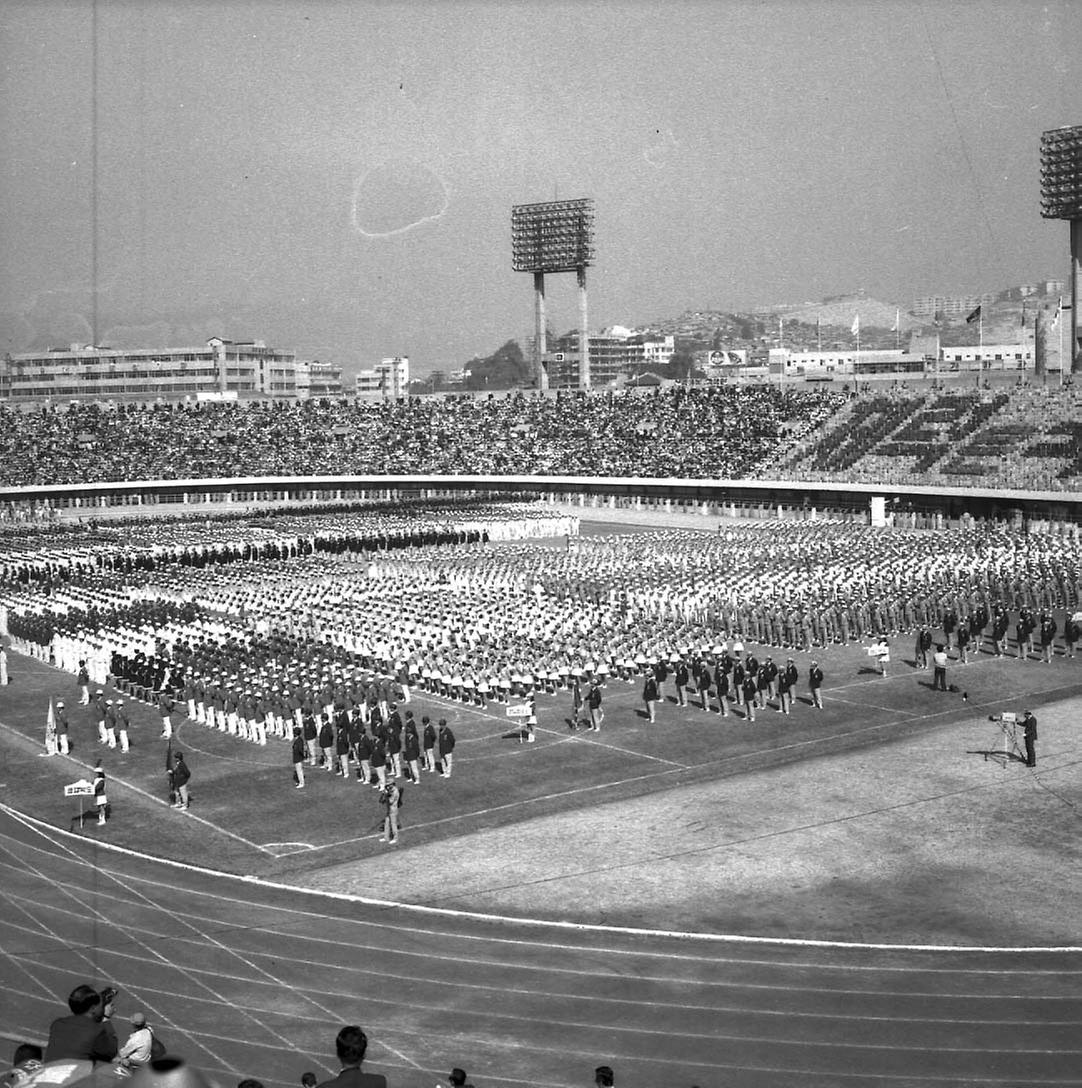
[1040,125,1082,373]
[511,198,596,390]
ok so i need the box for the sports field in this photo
[1,519,1080,1086]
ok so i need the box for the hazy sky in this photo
[1,0,1079,375]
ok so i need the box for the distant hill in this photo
[784,294,918,333]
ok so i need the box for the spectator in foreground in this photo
[594,1067,615,1088]
[316,1025,387,1088]
[44,983,118,1063]
[114,1011,154,1074]
[2,1043,44,1088]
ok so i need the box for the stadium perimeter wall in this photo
[3,473,1082,527]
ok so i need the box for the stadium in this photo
[1,372,1081,1086]
[2,3,1081,1085]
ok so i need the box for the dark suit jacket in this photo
[44,1013,118,1063]
[316,1068,388,1088]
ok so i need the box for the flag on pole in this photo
[45,698,58,756]
[1050,297,1061,331]
[851,314,860,336]
[890,308,899,332]
[966,304,982,325]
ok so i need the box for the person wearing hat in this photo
[402,714,421,782]
[93,690,108,746]
[415,715,433,773]
[158,688,176,740]
[77,660,91,705]
[115,699,131,753]
[114,1011,154,1073]
[104,700,118,750]
[808,660,824,709]
[437,719,455,778]
[171,751,191,810]
[378,777,401,845]
[291,726,307,789]
[1022,710,1038,768]
[93,762,108,826]
[55,700,71,755]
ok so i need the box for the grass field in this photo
[2,524,1081,946]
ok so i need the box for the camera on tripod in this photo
[986,711,1023,764]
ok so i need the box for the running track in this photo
[0,806,1079,1088]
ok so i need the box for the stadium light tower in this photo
[1040,125,1082,373]
[511,198,596,390]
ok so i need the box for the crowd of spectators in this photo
[774,384,1082,491]
[0,387,846,486]
[7,984,607,1087]
[2,384,1081,492]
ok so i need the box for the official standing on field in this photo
[438,719,456,777]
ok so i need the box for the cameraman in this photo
[1022,710,1038,768]
[378,779,401,845]
[44,984,118,1063]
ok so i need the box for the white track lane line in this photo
[4,804,1079,957]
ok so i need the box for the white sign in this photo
[505,704,531,718]
[65,780,95,797]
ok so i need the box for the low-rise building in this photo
[0,338,297,401]
[912,293,995,318]
[770,342,1033,377]
[354,356,410,398]
[295,359,344,398]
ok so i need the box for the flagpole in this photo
[855,322,860,394]
[1059,296,1064,388]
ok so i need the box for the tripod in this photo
[986,713,1025,767]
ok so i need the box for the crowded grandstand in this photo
[2,383,1080,492]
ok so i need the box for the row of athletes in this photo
[168,667,409,746]
[923,605,1079,662]
[288,708,457,789]
[634,653,826,721]
[700,591,1079,653]
[71,602,1080,763]
[48,696,134,756]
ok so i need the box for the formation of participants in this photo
[3,505,1079,773]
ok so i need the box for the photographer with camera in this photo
[378,778,401,845]
[1022,710,1038,767]
[44,983,119,1064]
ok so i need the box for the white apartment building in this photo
[0,338,297,401]
[355,356,410,398]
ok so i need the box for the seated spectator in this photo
[594,1066,615,1088]
[114,1011,154,1073]
[448,1069,473,1088]
[316,1025,386,1088]
[1,1044,44,1088]
[43,983,118,1064]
